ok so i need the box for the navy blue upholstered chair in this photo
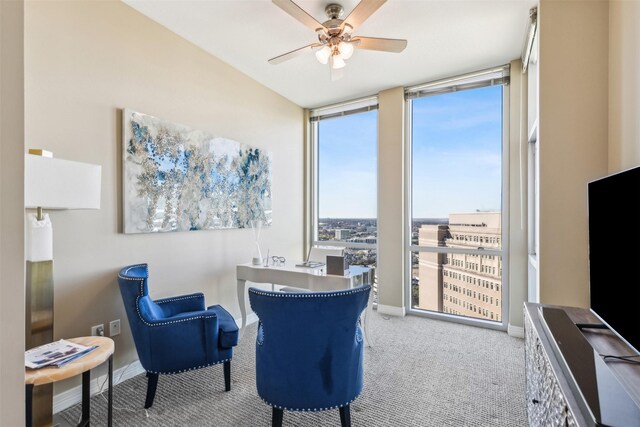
[117,263,238,408]
[248,284,371,427]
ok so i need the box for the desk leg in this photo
[108,355,113,427]
[80,370,90,426]
[237,279,248,339]
[25,384,34,427]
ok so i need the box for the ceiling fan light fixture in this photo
[315,45,332,64]
[270,0,408,80]
[331,54,346,69]
[338,41,354,60]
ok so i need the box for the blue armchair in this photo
[248,284,371,427]
[117,263,238,408]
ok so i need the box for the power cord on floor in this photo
[76,361,148,424]
[600,354,640,365]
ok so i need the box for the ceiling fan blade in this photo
[272,0,326,33]
[268,43,321,65]
[353,37,407,53]
[342,0,387,32]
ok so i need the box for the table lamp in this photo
[24,149,101,426]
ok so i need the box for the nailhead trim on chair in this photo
[118,263,149,279]
[118,266,217,327]
[119,264,232,376]
[259,393,362,413]
[134,295,216,327]
[250,283,369,407]
[146,358,231,375]
[248,286,370,299]
[156,294,204,304]
[249,285,370,348]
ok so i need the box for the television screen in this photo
[588,165,640,355]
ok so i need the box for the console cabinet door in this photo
[525,311,577,426]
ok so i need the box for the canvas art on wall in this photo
[123,109,272,234]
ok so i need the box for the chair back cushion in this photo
[248,284,370,411]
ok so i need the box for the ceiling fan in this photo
[269,0,407,80]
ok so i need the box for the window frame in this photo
[309,96,379,261]
[404,66,510,331]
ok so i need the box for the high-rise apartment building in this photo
[417,212,502,322]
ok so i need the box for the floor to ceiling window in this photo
[310,97,378,298]
[405,67,509,328]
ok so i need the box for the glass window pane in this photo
[411,86,503,250]
[412,250,503,322]
[410,83,504,324]
[318,111,378,243]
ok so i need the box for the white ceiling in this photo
[122,0,535,109]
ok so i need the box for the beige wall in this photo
[0,0,26,424]
[609,0,640,171]
[537,0,609,307]
[376,87,405,314]
[24,0,303,394]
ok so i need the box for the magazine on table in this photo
[25,339,97,369]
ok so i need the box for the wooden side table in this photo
[25,336,114,427]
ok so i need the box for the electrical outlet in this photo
[109,319,121,337]
[91,324,104,336]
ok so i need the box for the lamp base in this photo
[26,260,54,427]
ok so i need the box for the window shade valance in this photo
[405,65,510,100]
[309,96,378,122]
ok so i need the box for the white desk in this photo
[236,261,374,346]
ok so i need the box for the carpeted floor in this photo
[59,312,527,426]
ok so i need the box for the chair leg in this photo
[144,372,159,409]
[339,405,351,427]
[272,407,284,427]
[224,360,231,392]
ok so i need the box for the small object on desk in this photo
[295,261,325,268]
[326,255,347,276]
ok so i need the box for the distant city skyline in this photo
[318,85,502,219]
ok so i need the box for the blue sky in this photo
[318,85,502,219]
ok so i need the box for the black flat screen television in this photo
[588,165,640,355]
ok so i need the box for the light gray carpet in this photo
[59,313,527,426]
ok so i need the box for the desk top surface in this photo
[25,336,114,386]
[237,261,370,277]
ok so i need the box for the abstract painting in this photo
[122,109,272,234]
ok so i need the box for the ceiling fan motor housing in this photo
[325,4,344,20]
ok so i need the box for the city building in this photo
[335,229,352,240]
[417,212,502,322]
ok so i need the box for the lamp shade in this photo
[25,154,102,210]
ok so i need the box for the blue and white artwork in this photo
[123,109,272,234]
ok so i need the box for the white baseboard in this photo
[53,360,145,414]
[376,304,406,317]
[241,312,259,327]
[53,312,260,414]
[508,323,524,338]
